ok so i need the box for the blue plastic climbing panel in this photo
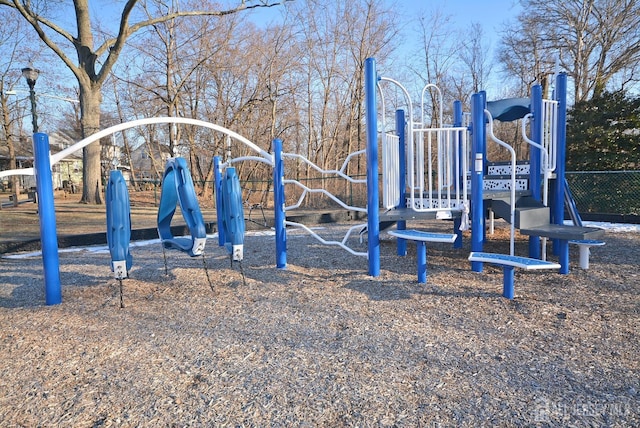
[157,157,207,257]
[106,170,133,279]
[220,167,245,261]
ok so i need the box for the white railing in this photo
[521,98,559,261]
[521,98,559,208]
[281,151,368,257]
[382,133,401,209]
[486,110,516,256]
[378,78,468,218]
[408,126,468,216]
[542,99,558,173]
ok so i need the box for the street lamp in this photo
[21,66,40,133]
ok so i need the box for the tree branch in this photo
[0,0,83,80]
[94,0,290,85]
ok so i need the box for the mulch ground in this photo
[0,221,638,426]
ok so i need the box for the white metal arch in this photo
[0,117,273,180]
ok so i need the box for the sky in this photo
[401,0,523,34]
[244,0,524,97]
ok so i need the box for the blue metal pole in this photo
[553,73,568,227]
[365,58,380,277]
[453,100,464,249]
[273,138,286,269]
[480,91,489,244]
[417,242,427,283]
[553,73,569,256]
[395,108,407,256]
[502,266,515,299]
[529,84,543,258]
[470,93,485,272]
[213,156,225,246]
[33,133,62,305]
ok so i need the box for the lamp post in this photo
[21,66,40,133]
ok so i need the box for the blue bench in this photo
[569,240,605,269]
[468,252,561,299]
[388,230,457,283]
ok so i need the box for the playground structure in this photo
[363,57,604,290]
[0,57,606,305]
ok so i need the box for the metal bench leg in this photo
[577,245,590,269]
[453,217,463,249]
[559,239,569,274]
[502,265,515,299]
[417,241,427,283]
[397,220,407,256]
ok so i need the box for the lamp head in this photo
[21,67,40,88]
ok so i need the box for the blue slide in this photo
[157,157,207,257]
[106,170,133,279]
[220,167,245,261]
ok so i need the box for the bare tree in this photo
[458,23,493,95]
[0,8,40,207]
[409,6,461,126]
[0,0,291,204]
[499,0,640,101]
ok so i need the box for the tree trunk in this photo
[1,97,20,207]
[79,84,103,204]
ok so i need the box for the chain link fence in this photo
[566,171,640,218]
[132,171,640,221]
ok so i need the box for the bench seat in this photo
[388,230,457,283]
[468,251,560,299]
[569,240,605,269]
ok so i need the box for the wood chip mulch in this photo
[0,222,638,427]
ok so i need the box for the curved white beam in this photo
[0,117,273,180]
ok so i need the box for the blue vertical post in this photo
[553,73,568,254]
[502,266,515,299]
[417,242,427,283]
[273,138,286,269]
[213,156,225,246]
[365,58,380,276]
[479,91,488,244]
[33,133,62,305]
[452,100,464,249]
[470,93,485,272]
[395,109,407,256]
[558,240,569,274]
[529,84,543,258]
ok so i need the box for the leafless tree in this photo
[499,0,640,101]
[0,0,291,204]
[0,8,39,207]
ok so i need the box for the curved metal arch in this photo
[0,117,273,180]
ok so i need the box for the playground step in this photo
[379,207,455,222]
[519,224,605,241]
[466,174,530,191]
[487,160,530,176]
[491,196,550,229]
[482,174,530,191]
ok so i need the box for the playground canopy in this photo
[486,97,531,122]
